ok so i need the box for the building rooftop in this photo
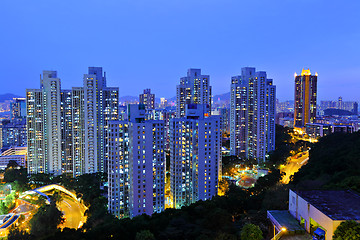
[267,210,305,233]
[295,190,360,220]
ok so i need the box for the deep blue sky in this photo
[1,0,359,101]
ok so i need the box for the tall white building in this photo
[176,69,212,118]
[170,104,221,209]
[230,67,276,162]
[26,67,119,176]
[27,71,62,175]
[108,104,165,218]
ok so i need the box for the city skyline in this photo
[0,1,359,239]
[1,1,360,101]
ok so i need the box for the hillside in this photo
[213,92,230,102]
[291,131,360,192]
[0,93,23,102]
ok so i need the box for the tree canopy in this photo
[333,220,360,240]
[291,131,360,191]
[240,223,263,240]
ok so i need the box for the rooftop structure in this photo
[294,190,360,221]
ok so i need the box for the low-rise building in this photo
[268,189,360,240]
[306,123,354,139]
[289,189,360,239]
[0,146,27,170]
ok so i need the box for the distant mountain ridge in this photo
[0,92,231,103]
[0,93,23,102]
[213,92,230,102]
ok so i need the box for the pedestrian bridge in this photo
[20,184,78,202]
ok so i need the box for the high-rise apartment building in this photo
[11,98,26,120]
[139,89,155,110]
[294,69,317,128]
[0,118,27,150]
[60,90,73,175]
[176,69,212,118]
[0,98,27,150]
[108,104,165,218]
[230,67,276,162]
[26,67,119,176]
[170,104,221,209]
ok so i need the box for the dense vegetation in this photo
[267,125,312,167]
[7,126,360,239]
[333,220,360,240]
[43,169,284,240]
[7,168,285,240]
[291,131,360,191]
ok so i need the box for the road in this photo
[0,215,19,229]
[57,195,85,229]
[281,151,309,184]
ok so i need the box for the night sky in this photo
[1,0,359,101]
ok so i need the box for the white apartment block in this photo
[26,68,119,177]
[108,104,165,218]
[170,104,221,209]
[230,67,276,162]
[108,121,130,218]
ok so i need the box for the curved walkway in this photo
[20,184,78,202]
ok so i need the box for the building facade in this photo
[26,68,119,176]
[139,89,155,110]
[108,104,165,218]
[230,67,276,162]
[294,69,318,128]
[11,98,26,120]
[170,104,221,209]
[0,146,27,170]
[176,69,212,118]
[0,118,27,150]
[289,189,360,240]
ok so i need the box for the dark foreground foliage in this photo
[8,168,284,240]
[291,131,360,191]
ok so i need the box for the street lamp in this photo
[273,226,287,240]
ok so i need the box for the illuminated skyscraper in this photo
[230,67,276,162]
[170,104,221,209]
[139,89,155,110]
[294,69,317,128]
[176,69,212,118]
[26,67,119,176]
[107,104,165,218]
[11,98,26,120]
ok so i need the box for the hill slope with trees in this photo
[291,131,360,192]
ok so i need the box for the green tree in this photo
[240,223,263,240]
[7,226,31,240]
[0,201,8,215]
[215,232,237,240]
[51,190,63,204]
[30,201,64,238]
[291,132,360,190]
[3,166,28,186]
[135,230,155,240]
[333,220,360,240]
[6,160,19,169]
[4,191,16,210]
[29,173,53,187]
